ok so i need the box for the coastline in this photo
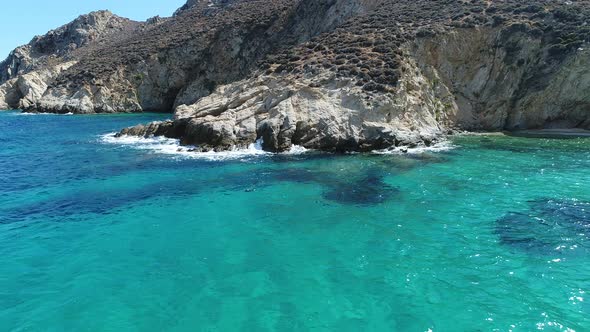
[507,129,590,139]
[455,129,590,139]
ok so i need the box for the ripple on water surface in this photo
[1,112,590,331]
[496,198,590,257]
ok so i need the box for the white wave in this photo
[8,111,63,116]
[286,144,308,155]
[372,140,455,155]
[100,132,456,159]
[100,133,309,161]
[7,112,38,116]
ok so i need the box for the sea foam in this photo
[99,133,308,161]
[101,132,452,159]
[8,111,74,116]
[372,140,455,155]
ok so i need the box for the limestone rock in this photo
[0,79,19,109]
[0,10,138,110]
[414,27,590,130]
[119,56,445,152]
[0,10,137,83]
[0,61,76,111]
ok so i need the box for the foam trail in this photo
[9,112,43,116]
[372,141,455,155]
[287,144,308,155]
[9,111,73,116]
[101,132,453,159]
[100,134,308,160]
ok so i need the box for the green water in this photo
[0,111,588,331]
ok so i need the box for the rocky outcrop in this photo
[174,0,236,15]
[26,0,368,114]
[118,65,447,152]
[0,10,137,83]
[0,61,77,110]
[118,39,453,152]
[415,26,590,131]
[0,10,139,110]
[0,80,18,109]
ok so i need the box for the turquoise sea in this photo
[0,110,588,331]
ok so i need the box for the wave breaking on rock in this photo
[100,134,308,161]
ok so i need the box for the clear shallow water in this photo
[0,110,589,331]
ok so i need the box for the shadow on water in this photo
[220,151,452,206]
[321,168,397,205]
[211,165,399,206]
[1,180,208,224]
[1,150,453,224]
[495,198,590,257]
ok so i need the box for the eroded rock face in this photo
[0,10,136,83]
[414,27,590,131]
[0,80,19,109]
[174,0,237,15]
[0,61,76,111]
[26,0,367,114]
[118,54,447,152]
[0,10,139,110]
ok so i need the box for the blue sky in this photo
[0,0,186,60]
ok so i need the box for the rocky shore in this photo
[508,129,590,139]
[2,0,590,152]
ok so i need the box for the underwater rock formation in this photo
[496,198,590,256]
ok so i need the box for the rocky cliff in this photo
[2,0,589,152]
[0,10,138,83]
[1,0,368,114]
[0,10,141,110]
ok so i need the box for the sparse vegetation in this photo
[259,0,590,95]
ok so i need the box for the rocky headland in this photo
[1,0,590,152]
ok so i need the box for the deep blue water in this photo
[1,110,589,331]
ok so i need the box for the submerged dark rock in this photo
[322,170,398,206]
[496,199,590,256]
[227,164,399,206]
